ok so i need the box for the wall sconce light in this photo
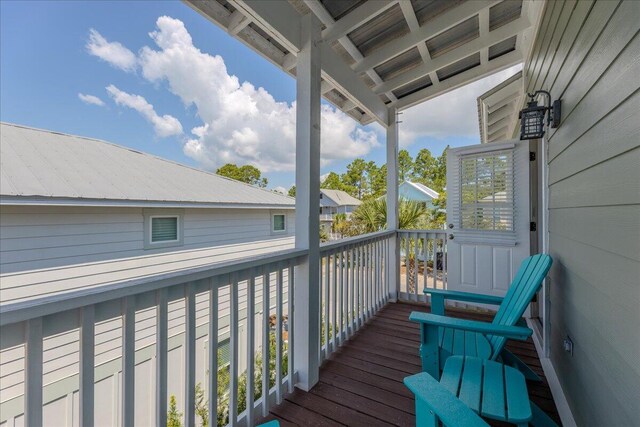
[519,90,561,140]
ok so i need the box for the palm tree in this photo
[352,197,426,231]
[352,198,426,293]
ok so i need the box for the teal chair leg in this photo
[501,348,542,382]
[415,398,438,427]
[530,401,559,427]
[419,324,440,379]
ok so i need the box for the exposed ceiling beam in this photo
[394,49,522,110]
[353,0,500,74]
[321,0,398,43]
[229,0,387,125]
[478,8,490,65]
[304,0,397,103]
[227,10,251,35]
[398,1,439,84]
[374,15,530,94]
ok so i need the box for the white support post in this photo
[293,12,321,392]
[386,107,400,302]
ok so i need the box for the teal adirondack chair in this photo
[410,253,552,381]
[404,356,559,426]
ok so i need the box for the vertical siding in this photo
[524,1,640,424]
[0,206,295,274]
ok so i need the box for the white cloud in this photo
[106,85,183,137]
[134,16,378,172]
[398,64,523,147]
[272,186,287,195]
[78,93,105,106]
[86,29,137,72]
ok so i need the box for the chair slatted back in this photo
[488,254,553,358]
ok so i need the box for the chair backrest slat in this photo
[488,254,552,357]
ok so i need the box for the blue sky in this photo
[1,1,521,191]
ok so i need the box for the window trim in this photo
[271,211,287,235]
[143,209,184,250]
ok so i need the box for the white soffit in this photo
[184,0,544,126]
[477,70,524,143]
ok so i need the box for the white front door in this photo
[446,139,532,308]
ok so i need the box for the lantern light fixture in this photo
[519,90,561,140]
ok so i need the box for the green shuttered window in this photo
[151,216,178,242]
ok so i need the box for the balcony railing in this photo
[0,229,446,426]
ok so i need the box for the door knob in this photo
[448,223,454,229]
[448,234,454,240]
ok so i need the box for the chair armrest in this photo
[423,288,504,306]
[409,311,532,340]
[404,372,488,427]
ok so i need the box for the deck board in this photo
[263,301,561,426]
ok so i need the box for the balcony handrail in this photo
[398,229,448,234]
[0,247,308,327]
[320,229,396,253]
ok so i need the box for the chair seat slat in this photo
[480,360,506,421]
[458,357,482,413]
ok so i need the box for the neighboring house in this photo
[398,180,439,209]
[319,189,362,237]
[319,188,362,218]
[0,123,295,422]
[0,123,295,277]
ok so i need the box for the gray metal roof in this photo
[0,123,295,208]
[320,189,362,206]
[185,0,544,125]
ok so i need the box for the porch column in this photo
[293,12,321,391]
[386,107,400,301]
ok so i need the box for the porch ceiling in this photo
[184,0,544,126]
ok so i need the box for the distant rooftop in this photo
[320,188,362,206]
[0,123,294,209]
[403,180,439,199]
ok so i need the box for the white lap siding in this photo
[525,1,640,425]
[0,206,295,274]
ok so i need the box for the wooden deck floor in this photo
[261,301,561,426]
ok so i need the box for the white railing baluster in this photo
[356,245,362,327]
[331,251,337,353]
[25,317,43,427]
[229,273,239,427]
[443,234,448,288]
[376,239,381,309]
[431,234,436,290]
[80,305,95,426]
[287,260,295,393]
[323,254,329,359]
[247,271,256,426]
[207,280,218,426]
[365,243,371,319]
[275,265,283,403]
[122,296,135,427]
[349,248,355,334]
[339,250,345,346]
[261,268,270,417]
[414,233,420,301]
[421,233,427,293]
[156,289,168,427]
[185,283,196,427]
